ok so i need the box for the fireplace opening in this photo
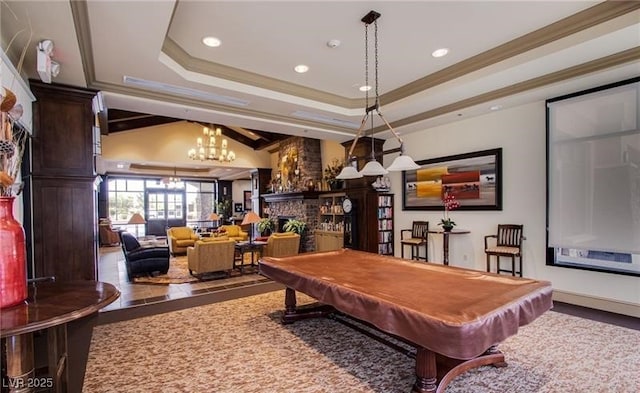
[277,216,296,233]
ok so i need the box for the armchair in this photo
[119,231,170,281]
[485,224,525,277]
[98,218,120,246]
[187,239,236,277]
[167,226,200,255]
[218,225,249,242]
[263,232,300,258]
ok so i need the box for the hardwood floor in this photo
[97,246,282,324]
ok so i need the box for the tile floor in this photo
[98,246,272,312]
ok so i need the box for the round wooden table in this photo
[1,280,119,392]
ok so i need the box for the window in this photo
[185,181,216,228]
[107,178,145,223]
[546,77,640,276]
[106,176,217,232]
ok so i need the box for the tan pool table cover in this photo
[260,249,553,360]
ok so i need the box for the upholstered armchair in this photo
[263,232,301,258]
[99,219,121,246]
[119,231,170,281]
[167,226,199,255]
[187,239,236,277]
[218,225,249,242]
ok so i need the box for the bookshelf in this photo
[315,192,345,251]
[374,193,394,255]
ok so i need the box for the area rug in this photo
[132,255,256,285]
[132,256,200,284]
[84,291,640,393]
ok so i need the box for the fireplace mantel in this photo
[261,191,322,203]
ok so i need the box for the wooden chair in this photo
[400,221,429,261]
[485,224,524,277]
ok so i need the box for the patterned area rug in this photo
[84,291,640,392]
[132,255,256,284]
[132,256,200,284]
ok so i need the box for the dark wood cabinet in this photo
[28,81,98,281]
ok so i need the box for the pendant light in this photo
[335,10,419,180]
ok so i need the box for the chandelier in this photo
[188,125,236,162]
[336,11,419,180]
[161,167,181,186]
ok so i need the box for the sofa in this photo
[218,225,249,242]
[119,231,170,281]
[263,232,301,258]
[167,226,200,255]
[187,238,236,277]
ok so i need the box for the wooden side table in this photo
[234,241,267,273]
[1,281,119,392]
[428,229,471,265]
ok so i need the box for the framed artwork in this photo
[402,148,502,210]
[234,203,244,213]
[243,190,252,210]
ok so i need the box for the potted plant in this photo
[257,217,275,236]
[438,192,460,232]
[216,199,232,221]
[282,218,307,235]
[323,158,345,190]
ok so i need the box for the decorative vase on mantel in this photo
[0,196,28,308]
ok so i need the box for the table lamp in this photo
[209,212,220,229]
[128,213,146,238]
[241,211,261,243]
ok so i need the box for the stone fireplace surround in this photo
[263,193,321,252]
[260,136,326,252]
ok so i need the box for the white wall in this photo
[1,49,35,224]
[232,179,251,213]
[387,101,639,314]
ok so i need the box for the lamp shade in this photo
[209,212,220,220]
[360,160,388,177]
[335,166,363,180]
[386,154,420,171]
[127,213,146,225]
[241,211,261,225]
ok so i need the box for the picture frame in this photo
[234,203,244,213]
[402,148,502,211]
[243,190,252,210]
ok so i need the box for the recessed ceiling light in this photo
[432,48,449,58]
[327,39,341,48]
[490,105,502,111]
[294,64,309,73]
[202,36,221,47]
[116,163,125,169]
[359,85,372,92]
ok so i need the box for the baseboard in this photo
[552,290,640,318]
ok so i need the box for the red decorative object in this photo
[0,196,27,308]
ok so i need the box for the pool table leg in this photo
[413,347,437,392]
[281,287,334,324]
[413,345,507,393]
